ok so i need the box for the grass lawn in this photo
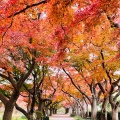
[0,116,27,120]
[74,116,84,120]
[0,112,27,120]
[74,116,91,120]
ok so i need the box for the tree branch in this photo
[100,50,112,84]
[8,0,47,18]
[0,92,8,105]
[113,92,120,101]
[0,73,9,80]
[62,89,83,109]
[97,83,105,94]
[7,72,17,90]
[1,18,13,47]
[62,68,91,103]
[15,103,29,119]
[109,94,115,108]
[37,65,45,88]
[17,58,35,89]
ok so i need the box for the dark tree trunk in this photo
[65,108,69,114]
[3,105,14,120]
[3,91,19,120]
[50,107,53,116]
[53,108,57,114]
[55,109,57,114]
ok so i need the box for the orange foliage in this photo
[0,0,120,107]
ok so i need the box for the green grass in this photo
[10,118,27,120]
[0,117,27,120]
[74,116,84,120]
[0,113,27,120]
[74,116,91,120]
[0,111,27,120]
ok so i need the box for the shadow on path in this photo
[50,114,74,120]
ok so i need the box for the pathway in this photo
[50,114,74,120]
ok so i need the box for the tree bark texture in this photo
[91,98,97,120]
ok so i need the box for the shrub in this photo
[97,111,112,120]
[34,110,44,119]
[70,113,76,117]
[118,112,120,119]
[107,112,112,120]
[43,116,49,120]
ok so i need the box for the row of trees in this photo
[0,0,120,120]
[0,41,61,120]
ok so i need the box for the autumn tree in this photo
[48,1,120,120]
[0,1,120,120]
[0,1,52,120]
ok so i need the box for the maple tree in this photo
[0,0,120,120]
[0,1,52,120]
[59,31,120,120]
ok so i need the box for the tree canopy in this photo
[0,0,120,120]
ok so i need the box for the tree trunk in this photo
[45,108,49,116]
[101,110,107,120]
[50,107,53,116]
[3,105,14,120]
[86,105,89,118]
[36,101,43,120]
[3,91,19,120]
[112,108,118,120]
[91,98,97,120]
[65,108,69,114]
[79,100,87,118]
[54,109,57,114]
[76,105,80,116]
[101,97,108,120]
[82,109,86,118]
[109,94,119,120]
[28,114,34,120]
[81,106,86,118]
[71,108,76,116]
[79,104,83,117]
[52,108,54,114]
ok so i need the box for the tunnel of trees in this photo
[0,0,120,120]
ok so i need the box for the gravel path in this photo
[50,114,74,120]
